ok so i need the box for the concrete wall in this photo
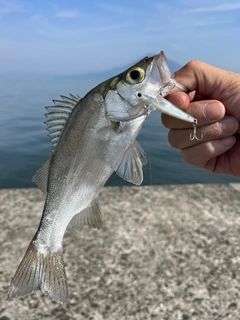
[1,184,240,319]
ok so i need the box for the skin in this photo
[8,53,167,305]
[162,60,240,177]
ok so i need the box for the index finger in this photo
[172,60,237,104]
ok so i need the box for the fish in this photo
[8,51,198,305]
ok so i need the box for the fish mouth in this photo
[134,51,194,123]
[153,51,189,95]
[153,51,170,84]
[141,51,188,102]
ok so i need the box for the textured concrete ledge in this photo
[1,184,240,320]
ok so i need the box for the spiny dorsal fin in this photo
[115,141,147,185]
[45,94,81,150]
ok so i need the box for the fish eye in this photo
[130,70,140,80]
[126,67,145,84]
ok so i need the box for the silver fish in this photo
[8,51,199,305]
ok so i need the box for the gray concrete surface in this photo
[1,184,240,320]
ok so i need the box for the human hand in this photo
[162,60,240,177]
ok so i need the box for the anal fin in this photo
[71,201,103,229]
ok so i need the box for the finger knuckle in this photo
[186,60,203,70]
[207,122,223,136]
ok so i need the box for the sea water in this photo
[1,74,239,189]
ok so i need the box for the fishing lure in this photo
[137,79,203,141]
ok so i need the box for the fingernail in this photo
[219,117,238,134]
[222,136,236,147]
[203,101,224,121]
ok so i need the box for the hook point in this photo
[190,120,203,141]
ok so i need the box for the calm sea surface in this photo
[1,74,239,189]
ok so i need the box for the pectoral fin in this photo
[115,141,147,185]
[97,122,120,141]
[134,141,147,166]
[70,201,103,229]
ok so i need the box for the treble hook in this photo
[190,119,203,141]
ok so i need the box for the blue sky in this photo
[1,0,240,75]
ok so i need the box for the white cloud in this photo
[0,0,25,14]
[184,3,240,13]
[97,2,136,15]
[0,0,239,74]
[55,10,79,18]
[152,1,238,29]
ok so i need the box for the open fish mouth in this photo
[154,51,189,93]
[134,51,203,141]
[133,50,196,123]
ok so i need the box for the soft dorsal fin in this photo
[45,94,81,150]
[32,156,52,194]
[115,141,147,185]
[70,201,103,229]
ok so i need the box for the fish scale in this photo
[8,51,200,305]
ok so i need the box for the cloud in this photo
[0,0,25,14]
[0,0,239,74]
[55,10,79,18]
[97,2,136,15]
[184,3,240,13]
[153,1,238,29]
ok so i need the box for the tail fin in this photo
[8,239,68,305]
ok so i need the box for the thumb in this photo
[172,60,227,99]
[172,60,240,118]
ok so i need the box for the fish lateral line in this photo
[10,50,205,306]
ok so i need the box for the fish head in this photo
[105,51,186,122]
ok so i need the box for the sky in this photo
[1,0,240,75]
